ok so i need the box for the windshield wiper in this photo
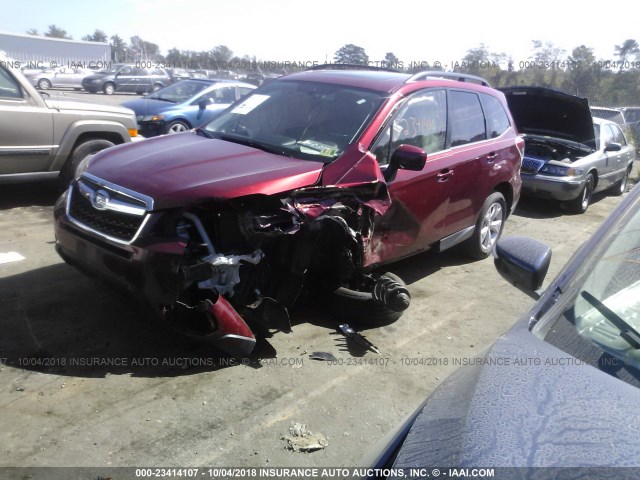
[149,97,176,103]
[581,290,640,349]
[213,133,290,157]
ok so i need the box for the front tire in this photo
[103,82,115,95]
[569,173,594,213]
[59,139,115,187]
[324,272,408,326]
[165,120,190,134]
[463,192,506,259]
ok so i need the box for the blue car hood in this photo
[120,98,180,117]
[392,322,640,470]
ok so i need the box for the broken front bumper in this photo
[53,190,256,356]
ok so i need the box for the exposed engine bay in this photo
[524,137,588,163]
[160,186,411,356]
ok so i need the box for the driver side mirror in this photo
[494,236,552,300]
[384,144,426,181]
[198,97,213,110]
[604,142,622,152]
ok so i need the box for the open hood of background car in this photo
[500,86,595,148]
[85,132,324,209]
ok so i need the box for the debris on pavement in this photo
[309,352,337,362]
[338,324,381,354]
[282,423,329,452]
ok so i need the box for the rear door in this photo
[610,123,634,179]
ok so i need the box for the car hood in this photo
[500,86,595,146]
[44,98,134,116]
[391,322,640,469]
[86,132,324,210]
[120,98,181,117]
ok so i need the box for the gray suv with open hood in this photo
[501,86,635,213]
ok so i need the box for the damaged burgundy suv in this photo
[54,67,523,356]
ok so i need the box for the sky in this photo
[0,0,638,68]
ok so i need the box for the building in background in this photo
[0,31,110,69]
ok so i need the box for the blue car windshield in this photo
[202,80,385,162]
[147,80,213,103]
[538,194,640,387]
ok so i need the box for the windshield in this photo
[202,80,385,162]
[146,80,212,103]
[538,194,640,386]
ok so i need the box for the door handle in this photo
[437,169,454,182]
[486,152,498,162]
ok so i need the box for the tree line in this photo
[27,25,640,105]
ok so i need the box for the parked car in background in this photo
[121,79,255,136]
[591,106,626,125]
[617,106,640,152]
[24,66,90,90]
[82,65,172,95]
[0,52,138,185]
[54,68,523,356]
[362,183,640,476]
[502,86,635,213]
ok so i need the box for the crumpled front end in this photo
[54,169,409,357]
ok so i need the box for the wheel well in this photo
[492,182,513,214]
[588,169,599,188]
[70,133,125,152]
[168,118,191,127]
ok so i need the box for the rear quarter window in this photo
[481,93,510,138]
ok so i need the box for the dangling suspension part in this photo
[372,274,411,312]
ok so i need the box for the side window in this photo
[0,66,23,99]
[481,93,510,138]
[372,89,447,166]
[238,87,254,98]
[151,68,166,76]
[610,124,627,146]
[201,86,237,104]
[449,91,486,147]
[602,124,615,148]
[118,66,133,75]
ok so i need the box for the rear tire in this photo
[324,272,408,326]
[38,78,51,90]
[463,192,506,260]
[569,173,594,213]
[59,139,115,187]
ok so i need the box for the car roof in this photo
[280,69,496,95]
[592,117,621,126]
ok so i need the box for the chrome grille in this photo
[522,156,546,174]
[67,174,153,244]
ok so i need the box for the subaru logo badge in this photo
[92,190,110,211]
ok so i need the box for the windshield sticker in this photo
[231,94,270,115]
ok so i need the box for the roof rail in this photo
[306,63,401,73]
[407,71,491,87]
